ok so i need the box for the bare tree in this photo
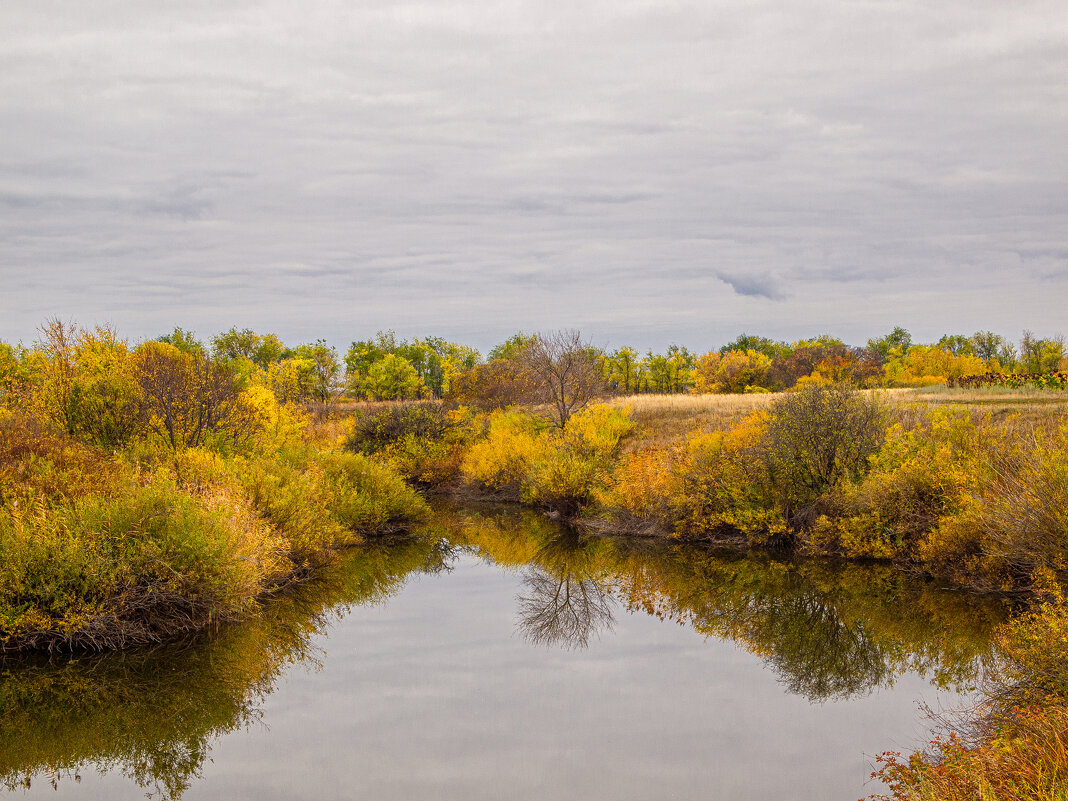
[521,329,606,428]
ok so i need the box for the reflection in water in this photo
[437,503,1006,700]
[0,537,452,799]
[0,504,1007,799]
[517,531,616,649]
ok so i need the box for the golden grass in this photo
[607,393,777,449]
[609,387,1068,450]
[887,386,1068,429]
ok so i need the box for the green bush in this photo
[346,402,456,454]
[0,479,267,651]
[317,450,430,534]
[759,383,886,530]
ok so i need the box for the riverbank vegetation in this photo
[0,322,428,652]
[2,320,1067,797]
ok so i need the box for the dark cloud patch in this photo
[715,271,787,301]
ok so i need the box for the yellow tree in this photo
[693,350,773,393]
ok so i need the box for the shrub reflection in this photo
[0,506,1005,799]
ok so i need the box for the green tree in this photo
[158,327,206,356]
[720,334,790,360]
[295,341,341,405]
[936,334,973,356]
[488,332,535,362]
[604,347,640,394]
[360,354,427,401]
[866,327,913,364]
[970,331,1016,366]
[1020,331,1066,373]
[211,328,291,370]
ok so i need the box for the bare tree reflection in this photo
[515,531,616,650]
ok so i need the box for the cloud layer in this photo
[2,0,1066,352]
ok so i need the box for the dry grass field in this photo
[317,387,1068,451]
[607,392,776,448]
[609,386,1068,449]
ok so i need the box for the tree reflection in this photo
[0,535,451,800]
[0,506,1009,801]
[515,530,616,650]
[446,502,1007,702]
[518,569,615,649]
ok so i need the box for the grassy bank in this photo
[353,386,1068,595]
[345,385,1068,800]
[0,426,428,652]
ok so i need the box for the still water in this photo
[0,504,1005,801]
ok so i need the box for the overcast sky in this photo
[1,0,1066,354]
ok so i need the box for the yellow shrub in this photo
[595,448,681,529]
[462,405,634,513]
[461,410,552,496]
[672,412,788,543]
[230,385,308,453]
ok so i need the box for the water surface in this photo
[0,504,1006,800]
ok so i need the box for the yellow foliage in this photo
[461,410,552,495]
[462,405,634,512]
[692,349,773,394]
[594,448,681,527]
[231,385,308,453]
[883,346,992,387]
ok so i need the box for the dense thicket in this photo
[0,322,428,652]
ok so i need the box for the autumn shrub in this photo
[872,600,1068,801]
[205,453,344,570]
[758,382,886,531]
[592,447,683,534]
[593,409,787,543]
[315,450,430,534]
[461,410,553,499]
[461,405,633,513]
[974,416,1068,584]
[20,322,145,449]
[871,705,1068,801]
[229,449,427,569]
[672,414,789,544]
[0,477,275,651]
[345,402,473,486]
[808,410,989,561]
[347,402,452,453]
[522,405,634,513]
[0,417,125,506]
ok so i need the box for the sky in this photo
[1,0,1066,355]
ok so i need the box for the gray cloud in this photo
[1,0,1066,353]
[716,271,787,301]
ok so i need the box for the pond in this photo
[0,503,1006,801]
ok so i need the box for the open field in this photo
[609,386,1068,449]
[607,392,777,448]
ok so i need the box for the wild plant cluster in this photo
[0,322,428,652]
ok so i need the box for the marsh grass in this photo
[890,386,1068,428]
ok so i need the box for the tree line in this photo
[2,324,1065,425]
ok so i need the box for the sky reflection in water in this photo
[0,504,1006,801]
